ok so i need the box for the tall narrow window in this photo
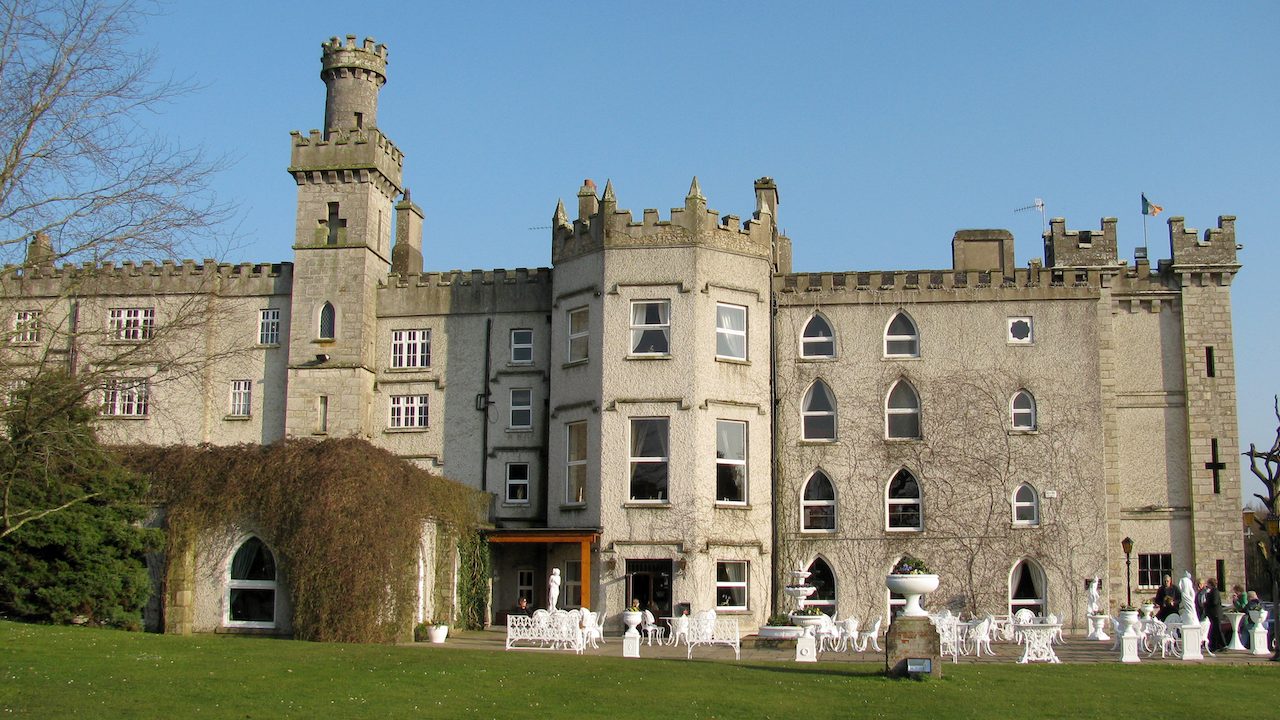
[801,471,836,531]
[630,300,670,355]
[802,380,837,441]
[884,311,919,357]
[715,561,748,610]
[391,329,431,368]
[319,302,335,340]
[227,537,277,628]
[1012,483,1039,526]
[509,389,532,429]
[801,314,835,358]
[325,202,343,245]
[389,394,429,428]
[511,328,534,364]
[258,308,280,345]
[517,569,535,604]
[1205,346,1216,377]
[715,303,748,360]
[505,463,530,504]
[229,380,252,417]
[1009,559,1046,617]
[108,307,154,341]
[12,310,40,344]
[715,420,747,503]
[886,469,922,530]
[805,558,836,616]
[566,422,587,504]
[565,561,583,608]
[885,379,921,439]
[317,395,329,433]
[629,417,669,501]
[1011,390,1036,431]
[567,307,589,362]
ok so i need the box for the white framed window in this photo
[715,420,747,503]
[801,471,836,531]
[108,307,154,341]
[391,329,431,368]
[630,300,670,355]
[229,380,252,417]
[101,378,149,417]
[629,417,669,501]
[227,537,277,629]
[800,314,835,358]
[1008,316,1034,344]
[565,561,583,608]
[505,462,530,504]
[884,311,919,358]
[319,302,335,340]
[886,468,922,531]
[510,328,533,364]
[317,395,329,433]
[12,310,40,344]
[567,307,589,362]
[715,303,747,360]
[1012,483,1039,526]
[805,557,837,616]
[509,388,532,429]
[566,421,587,504]
[1138,553,1173,589]
[801,380,837,441]
[1009,559,1047,617]
[389,394,429,428]
[715,561,748,610]
[1011,390,1036,430]
[885,379,921,439]
[517,569,535,604]
[258,308,280,345]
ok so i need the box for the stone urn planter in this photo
[885,574,938,617]
[622,610,643,637]
[1140,602,1156,619]
[1118,609,1140,636]
[789,612,828,634]
[1249,608,1269,625]
[427,624,449,644]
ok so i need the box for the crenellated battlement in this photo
[320,35,387,79]
[291,128,404,165]
[1044,217,1119,267]
[1,258,293,297]
[552,177,778,265]
[1169,215,1237,267]
[377,267,553,316]
[288,127,404,191]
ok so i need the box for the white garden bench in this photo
[685,611,740,660]
[505,609,585,653]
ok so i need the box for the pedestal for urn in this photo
[1120,621,1141,663]
[1179,623,1204,661]
[1250,609,1270,656]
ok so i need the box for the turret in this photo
[391,189,424,275]
[321,35,388,136]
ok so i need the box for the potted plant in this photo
[885,557,938,617]
[413,622,430,642]
[427,616,449,644]
[621,599,643,637]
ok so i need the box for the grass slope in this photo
[1,621,1274,719]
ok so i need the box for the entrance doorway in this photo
[625,559,673,618]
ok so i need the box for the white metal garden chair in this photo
[855,616,882,652]
[969,617,995,656]
[641,609,666,646]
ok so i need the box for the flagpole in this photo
[1142,193,1149,248]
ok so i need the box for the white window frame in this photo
[101,378,150,417]
[805,557,837,616]
[1138,553,1173,590]
[505,462,530,505]
[629,300,670,356]
[226,537,277,629]
[1011,389,1036,431]
[510,328,534,364]
[1009,559,1047,617]
[12,310,40,344]
[715,419,747,504]
[715,560,749,611]
[108,307,154,342]
[883,310,919,358]
[886,469,923,531]
[391,329,431,369]
[628,416,669,502]
[258,308,280,345]
[389,394,429,429]
[1012,483,1039,526]
[509,388,533,430]
[564,561,583,608]
[715,303,748,361]
[229,379,252,417]
[567,307,589,363]
[801,380,837,441]
[801,470,837,532]
[885,379,921,440]
[565,421,587,505]
[800,314,835,358]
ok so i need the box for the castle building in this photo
[2,36,1244,634]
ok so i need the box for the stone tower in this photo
[284,36,404,438]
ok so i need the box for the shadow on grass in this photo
[648,656,889,678]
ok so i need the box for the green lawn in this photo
[0,621,1274,719]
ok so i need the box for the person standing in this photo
[1203,578,1225,651]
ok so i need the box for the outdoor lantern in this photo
[1121,536,1134,607]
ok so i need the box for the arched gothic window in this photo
[885,379,921,439]
[805,557,837,616]
[227,537,277,628]
[1009,559,1047,617]
[1011,390,1036,431]
[319,302,336,340]
[801,471,836,531]
[802,380,837,441]
[801,315,836,358]
[1012,483,1040,526]
[886,468,923,530]
[884,311,919,358]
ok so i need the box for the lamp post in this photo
[1121,536,1134,608]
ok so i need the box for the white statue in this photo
[547,568,561,610]
[1178,571,1199,624]
[1086,577,1100,616]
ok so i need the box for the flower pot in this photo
[622,610,643,637]
[427,624,449,644]
[1141,602,1155,619]
[885,573,939,617]
[1249,608,1269,625]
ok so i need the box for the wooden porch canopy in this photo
[484,528,601,609]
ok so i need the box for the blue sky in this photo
[133,1,1278,501]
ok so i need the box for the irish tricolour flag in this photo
[1141,194,1163,216]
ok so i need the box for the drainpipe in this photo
[769,286,780,620]
[476,318,493,497]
